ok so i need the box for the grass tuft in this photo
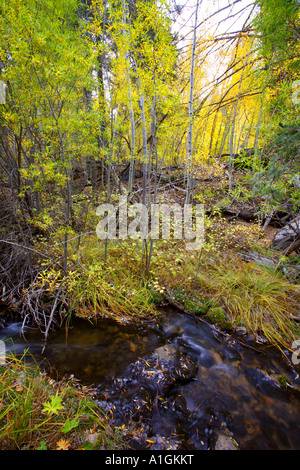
[192,255,300,349]
[0,353,127,450]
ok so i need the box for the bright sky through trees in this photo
[170,0,256,89]
[171,0,256,50]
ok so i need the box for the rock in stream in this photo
[130,344,198,395]
[94,343,199,449]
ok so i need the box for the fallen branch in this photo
[0,239,64,270]
[42,287,62,352]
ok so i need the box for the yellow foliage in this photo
[56,438,71,450]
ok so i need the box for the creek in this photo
[1,308,300,450]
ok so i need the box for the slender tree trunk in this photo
[122,0,136,194]
[57,131,72,274]
[139,94,148,206]
[228,38,254,191]
[96,0,110,190]
[228,104,237,191]
[146,79,158,274]
[253,81,268,167]
[217,111,232,162]
[185,0,200,204]
[208,103,220,157]
[104,161,111,264]
[213,117,224,158]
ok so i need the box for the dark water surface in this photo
[0,317,164,383]
[1,310,300,450]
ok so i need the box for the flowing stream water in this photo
[1,309,300,450]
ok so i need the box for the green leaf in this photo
[37,440,48,450]
[42,395,64,415]
[61,418,80,433]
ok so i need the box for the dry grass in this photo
[189,254,300,350]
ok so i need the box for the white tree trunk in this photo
[185,0,200,204]
[122,0,136,193]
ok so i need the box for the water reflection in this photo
[1,311,300,450]
[163,312,300,450]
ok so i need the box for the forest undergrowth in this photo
[2,164,299,354]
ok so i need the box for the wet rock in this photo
[131,361,175,395]
[271,217,300,252]
[152,344,178,362]
[130,387,153,421]
[258,370,289,390]
[169,393,190,420]
[214,431,239,450]
[172,355,198,382]
[244,368,289,396]
[160,317,184,340]
[235,326,247,336]
[85,431,100,446]
[94,342,198,450]
[128,423,153,450]
[151,435,185,450]
[130,344,198,395]
[95,378,154,424]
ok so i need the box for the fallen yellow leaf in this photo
[56,438,71,450]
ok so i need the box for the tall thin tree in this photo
[185,0,201,204]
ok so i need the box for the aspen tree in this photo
[122,0,136,193]
[185,0,201,204]
[228,37,255,191]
